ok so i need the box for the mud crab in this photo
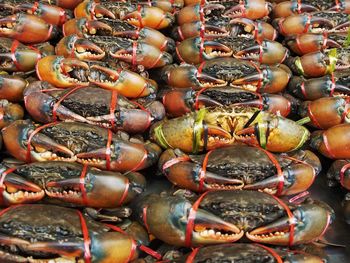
[36,56,158,98]
[161,58,291,93]
[2,120,162,172]
[159,145,320,195]
[62,18,175,52]
[23,81,164,134]
[175,36,289,65]
[135,190,332,247]
[174,243,324,262]
[0,160,146,208]
[150,106,310,153]
[160,87,293,118]
[0,204,150,262]
[55,35,173,69]
[74,0,174,29]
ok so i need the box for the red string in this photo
[77,211,92,263]
[269,194,295,247]
[255,244,283,263]
[26,122,59,163]
[52,86,85,121]
[307,103,322,129]
[259,148,284,196]
[185,247,200,263]
[330,73,335,96]
[198,150,213,192]
[185,191,209,247]
[300,81,308,99]
[132,41,138,70]
[0,167,17,205]
[79,164,89,206]
[247,61,262,92]
[194,87,209,110]
[109,90,118,130]
[142,206,151,233]
[322,132,336,159]
[340,163,350,188]
[31,2,39,14]
[105,129,113,170]
[303,14,311,33]
[11,40,23,71]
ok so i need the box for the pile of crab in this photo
[0,0,348,262]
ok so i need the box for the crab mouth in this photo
[110,48,134,62]
[206,182,244,190]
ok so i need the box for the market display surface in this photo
[0,0,348,262]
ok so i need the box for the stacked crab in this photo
[0,0,346,262]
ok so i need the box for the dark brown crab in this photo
[161,58,291,94]
[0,161,146,208]
[23,81,164,134]
[159,145,320,195]
[175,36,289,65]
[135,190,332,247]
[0,204,146,262]
[2,120,162,172]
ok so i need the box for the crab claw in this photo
[0,73,28,102]
[122,6,174,29]
[272,2,319,18]
[36,55,89,88]
[285,50,349,78]
[76,141,161,172]
[14,2,72,26]
[236,112,310,152]
[247,204,331,245]
[55,34,105,60]
[63,18,113,37]
[2,120,75,163]
[176,37,233,64]
[161,64,227,89]
[88,64,157,98]
[74,0,115,20]
[176,4,225,25]
[45,167,146,208]
[159,149,244,192]
[173,21,229,41]
[51,0,84,10]
[232,65,291,93]
[230,18,277,41]
[86,109,153,134]
[110,42,173,69]
[273,15,334,36]
[0,14,58,44]
[26,232,138,262]
[310,124,350,159]
[24,88,90,124]
[115,27,175,52]
[288,74,350,100]
[138,195,243,247]
[224,0,271,20]
[0,170,44,205]
[234,40,289,64]
[0,100,24,129]
[285,33,342,55]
